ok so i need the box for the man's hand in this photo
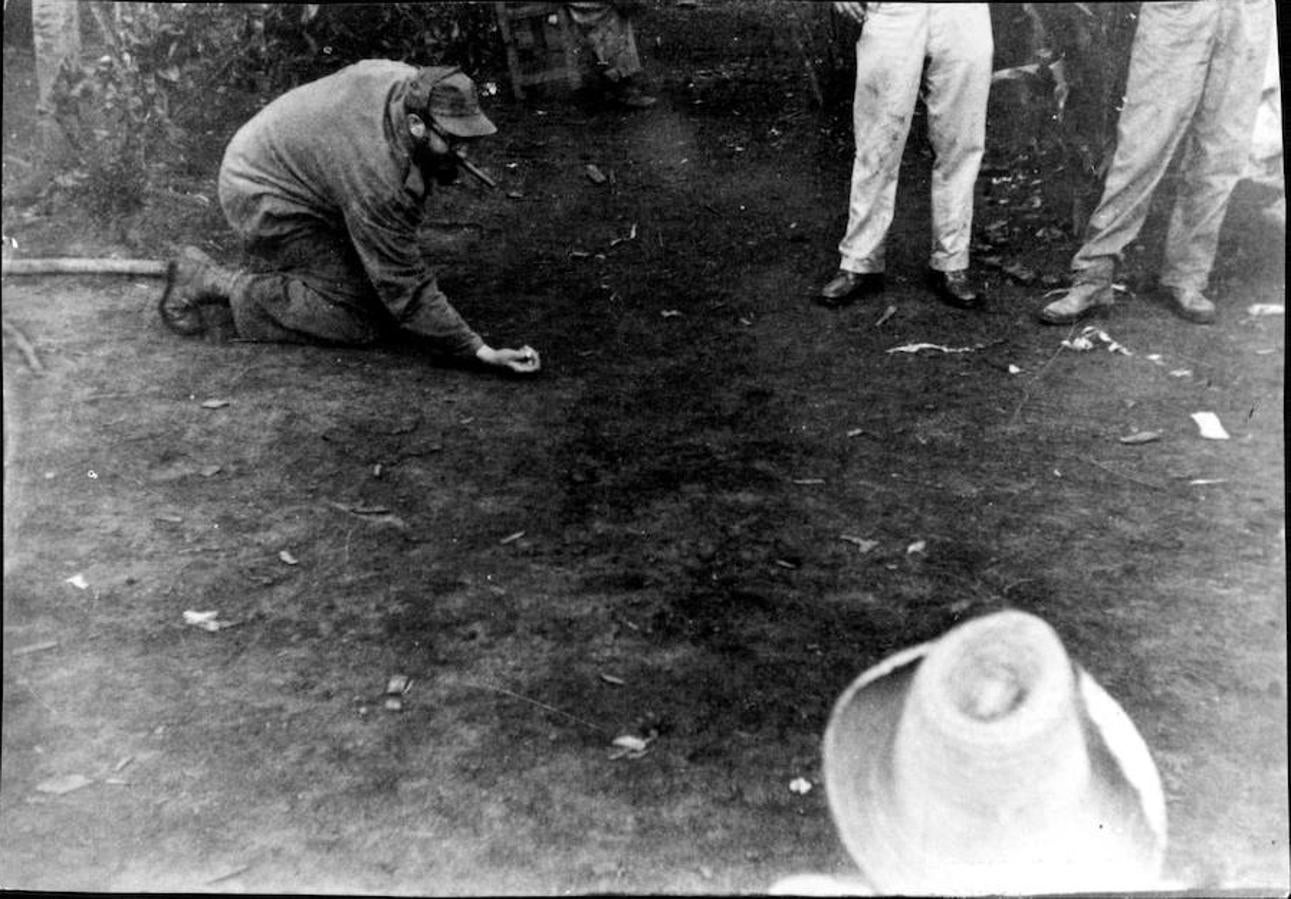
[476,344,542,375]
[833,2,867,24]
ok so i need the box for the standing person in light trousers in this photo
[1038,0,1277,326]
[817,3,993,312]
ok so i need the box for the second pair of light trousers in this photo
[1071,0,1275,291]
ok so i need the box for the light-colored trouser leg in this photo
[567,2,642,81]
[836,5,928,274]
[1160,0,1273,292]
[924,4,992,272]
[1071,1,1269,287]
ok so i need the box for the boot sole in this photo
[1036,298,1113,325]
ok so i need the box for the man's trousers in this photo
[1071,0,1275,291]
[837,3,992,275]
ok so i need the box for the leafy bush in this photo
[44,2,505,220]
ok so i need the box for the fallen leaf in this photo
[200,399,230,409]
[846,428,865,438]
[875,305,897,327]
[599,673,626,685]
[499,530,526,545]
[1119,431,1162,445]
[13,640,59,657]
[1001,262,1038,284]
[661,309,682,318]
[1007,364,1022,375]
[66,574,89,590]
[35,774,93,795]
[154,513,184,523]
[611,735,649,752]
[278,550,299,565]
[887,343,976,355]
[329,501,393,516]
[906,540,927,555]
[1168,369,1192,378]
[198,464,222,477]
[791,478,825,485]
[773,559,799,569]
[585,164,608,184]
[383,696,404,712]
[1188,478,1228,486]
[839,535,878,553]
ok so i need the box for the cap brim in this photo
[822,638,1166,894]
[432,112,497,138]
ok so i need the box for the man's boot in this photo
[1159,285,1217,324]
[159,246,245,336]
[1036,281,1114,325]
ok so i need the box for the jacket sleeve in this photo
[342,196,485,357]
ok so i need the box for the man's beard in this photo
[414,144,460,186]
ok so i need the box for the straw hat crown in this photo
[823,610,1167,895]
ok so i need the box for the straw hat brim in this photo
[822,636,1167,895]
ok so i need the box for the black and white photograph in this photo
[2,1,1285,893]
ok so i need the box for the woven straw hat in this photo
[822,610,1167,895]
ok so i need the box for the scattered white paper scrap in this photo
[789,777,813,795]
[1146,354,1164,363]
[65,574,89,590]
[1247,303,1285,316]
[599,673,626,686]
[278,550,299,565]
[661,309,682,318]
[887,343,976,355]
[1190,412,1230,440]
[200,398,230,409]
[386,675,413,696]
[1168,369,1192,378]
[1007,364,1022,375]
[839,535,879,553]
[1189,479,1228,486]
[906,540,927,555]
[1062,326,1131,355]
[609,734,654,760]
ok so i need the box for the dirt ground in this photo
[2,3,1287,894]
